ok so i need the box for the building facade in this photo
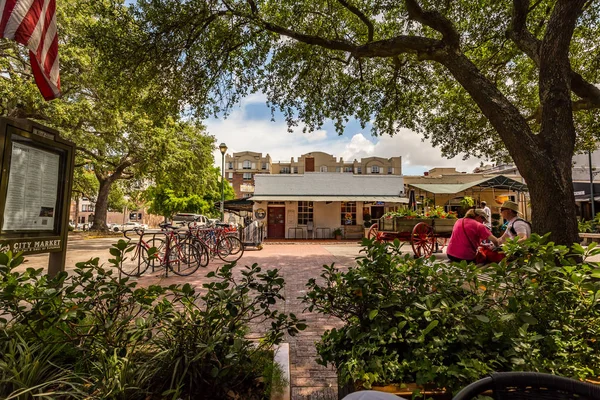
[251,173,407,239]
[224,151,402,198]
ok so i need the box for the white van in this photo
[172,213,209,226]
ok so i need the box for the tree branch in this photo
[404,0,460,49]
[508,0,600,108]
[336,0,374,42]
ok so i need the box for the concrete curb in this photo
[272,343,291,400]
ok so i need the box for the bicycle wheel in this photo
[184,237,210,267]
[142,237,166,272]
[217,236,244,262]
[168,242,202,276]
[118,242,150,277]
[195,240,210,267]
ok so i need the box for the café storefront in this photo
[250,173,408,239]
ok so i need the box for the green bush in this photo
[303,236,600,393]
[0,241,304,399]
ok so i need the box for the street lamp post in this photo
[219,143,228,222]
[589,149,596,219]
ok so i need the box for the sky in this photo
[209,92,485,176]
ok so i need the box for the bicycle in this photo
[188,221,244,262]
[118,226,202,277]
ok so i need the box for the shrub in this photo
[0,243,305,399]
[303,236,600,393]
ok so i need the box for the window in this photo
[228,162,233,169]
[371,165,380,174]
[281,167,290,174]
[243,160,251,169]
[336,167,341,172]
[243,173,252,180]
[228,172,233,179]
[262,162,268,170]
[298,201,314,225]
[293,167,298,174]
[388,167,393,174]
[82,204,95,212]
[344,167,353,173]
[243,193,252,198]
[320,166,328,172]
[341,202,357,225]
[356,167,362,174]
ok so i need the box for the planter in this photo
[431,218,456,234]
[271,343,291,400]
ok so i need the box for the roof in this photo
[251,173,406,201]
[408,175,528,194]
[250,195,408,203]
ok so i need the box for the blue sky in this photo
[209,92,485,175]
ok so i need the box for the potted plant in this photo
[332,227,343,240]
[363,213,372,228]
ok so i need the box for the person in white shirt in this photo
[481,201,492,230]
[498,200,531,244]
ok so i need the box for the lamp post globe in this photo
[219,143,227,222]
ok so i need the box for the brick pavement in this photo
[133,243,360,400]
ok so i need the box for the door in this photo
[268,207,285,238]
[371,206,384,220]
[305,157,315,172]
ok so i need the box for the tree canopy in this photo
[92,0,600,244]
[1,0,218,230]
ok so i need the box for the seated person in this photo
[497,200,531,244]
[447,209,499,263]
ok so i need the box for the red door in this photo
[268,207,285,239]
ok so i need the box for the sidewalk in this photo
[134,243,362,400]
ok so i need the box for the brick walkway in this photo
[133,242,362,400]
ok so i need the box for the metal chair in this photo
[453,372,600,400]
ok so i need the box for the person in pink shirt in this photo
[447,209,499,263]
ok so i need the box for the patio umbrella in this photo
[408,189,417,211]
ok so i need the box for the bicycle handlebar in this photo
[123,227,144,240]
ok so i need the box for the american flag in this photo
[1,0,61,100]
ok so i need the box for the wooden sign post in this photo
[0,118,75,276]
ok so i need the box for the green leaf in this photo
[368,310,379,320]
[422,320,439,336]
[475,315,490,323]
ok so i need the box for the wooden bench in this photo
[579,233,600,245]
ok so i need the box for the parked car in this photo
[112,222,148,232]
[173,213,209,226]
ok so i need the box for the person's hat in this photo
[500,200,520,213]
[473,209,488,219]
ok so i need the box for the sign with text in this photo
[0,118,75,273]
[3,142,60,231]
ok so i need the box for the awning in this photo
[249,195,409,203]
[575,195,600,203]
[221,198,254,211]
[408,175,528,194]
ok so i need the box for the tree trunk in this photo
[90,178,112,231]
[518,149,579,245]
[74,196,80,227]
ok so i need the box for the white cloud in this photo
[207,102,484,175]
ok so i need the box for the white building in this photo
[250,173,407,239]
